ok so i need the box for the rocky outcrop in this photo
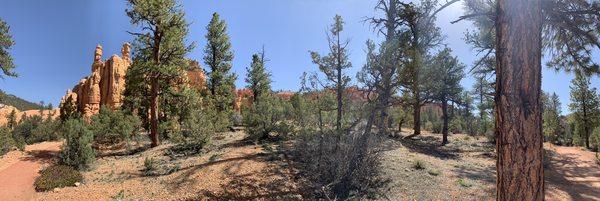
[60,43,131,119]
[60,44,210,119]
[100,43,131,109]
[186,60,207,92]
[0,104,59,126]
[234,89,253,113]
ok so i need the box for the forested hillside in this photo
[0,90,42,110]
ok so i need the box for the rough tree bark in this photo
[150,32,162,148]
[442,100,449,145]
[150,79,159,147]
[412,90,421,136]
[495,0,544,199]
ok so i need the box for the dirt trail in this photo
[0,141,62,201]
[546,145,600,201]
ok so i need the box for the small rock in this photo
[53,188,60,193]
[74,182,81,187]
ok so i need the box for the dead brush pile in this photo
[290,128,386,200]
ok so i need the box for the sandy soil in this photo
[545,144,600,201]
[374,130,600,201]
[33,131,301,201]
[0,141,62,201]
[2,130,598,201]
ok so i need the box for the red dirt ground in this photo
[545,144,600,201]
[0,142,61,201]
[1,139,598,200]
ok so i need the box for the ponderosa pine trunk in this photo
[150,79,159,147]
[442,100,449,145]
[412,90,421,136]
[495,0,544,199]
[150,33,161,148]
[583,106,590,148]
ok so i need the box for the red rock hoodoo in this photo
[60,44,132,119]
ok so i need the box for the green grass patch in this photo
[427,169,441,176]
[457,178,473,188]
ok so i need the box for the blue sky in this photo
[0,0,598,114]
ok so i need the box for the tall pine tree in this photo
[360,0,405,136]
[245,51,271,104]
[426,47,465,145]
[0,19,17,79]
[569,72,600,149]
[125,0,193,147]
[542,92,563,144]
[399,0,444,138]
[204,12,236,130]
[310,14,352,131]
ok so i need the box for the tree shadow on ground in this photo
[392,134,461,160]
[545,152,600,201]
[165,145,302,200]
[96,144,151,158]
[22,150,59,163]
[452,161,497,186]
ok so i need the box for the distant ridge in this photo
[0,90,42,111]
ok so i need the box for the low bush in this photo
[244,95,293,141]
[423,121,434,132]
[449,117,464,134]
[293,128,383,199]
[29,117,61,144]
[34,164,82,191]
[142,157,158,176]
[457,178,473,188]
[432,121,443,134]
[89,107,141,147]
[485,130,496,143]
[590,127,600,151]
[230,113,243,127]
[412,159,426,170]
[166,142,206,158]
[427,169,441,176]
[59,118,95,170]
[180,108,213,145]
[12,114,43,144]
[0,127,15,155]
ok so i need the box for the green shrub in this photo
[432,121,443,134]
[89,107,141,147]
[449,117,463,134]
[142,157,158,176]
[457,178,473,188]
[424,121,434,132]
[230,113,243,127]
[12,114,43,144]
[29,117,61,144]
[590,127,600,151]
[180,107,214,145]
[0,126,15,155]
[485,130,496,143]
[34,164,82,191]
[427,169,441,176]
[244,95,292,141]
[412,159,426,170]
[59,118,95,170]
